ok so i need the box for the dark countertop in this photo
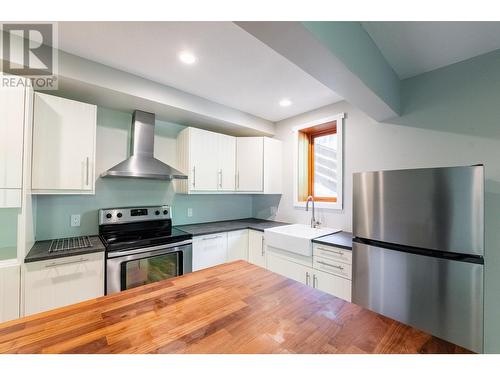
[25,235,105,263]
[175,218,290,236]
[312,231,353,250]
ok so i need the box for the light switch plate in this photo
[71,214,81,227]
[187,208,193,217]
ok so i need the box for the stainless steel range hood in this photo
[100,110,187,180]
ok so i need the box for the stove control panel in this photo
[99,205,171,225]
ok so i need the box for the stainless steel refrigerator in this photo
[352,165,484,353]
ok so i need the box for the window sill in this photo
[294,200,342,210]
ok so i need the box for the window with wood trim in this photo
[297,121,338,203]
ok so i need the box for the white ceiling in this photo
[362,22,500,79]
[57,22,343,122]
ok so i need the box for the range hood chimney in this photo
[100,110,187,180]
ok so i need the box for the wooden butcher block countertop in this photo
[0,261,470,354]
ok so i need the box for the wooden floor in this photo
[0,261,471,354]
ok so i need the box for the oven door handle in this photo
[106,239,193,259]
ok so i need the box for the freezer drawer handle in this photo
[317,260,344,270]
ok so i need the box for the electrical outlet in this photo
[71,214,81,227]
[187,208,193,217]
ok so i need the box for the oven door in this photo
[106,240,192,295]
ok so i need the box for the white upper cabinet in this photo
[0,76,27,207]
[217,134,236,191]
[32,93,97,194]
[263,137,282,194]
[176,127,236,193]
[236,137,264,192]
[190,128,219,191]
[176,127,281,195]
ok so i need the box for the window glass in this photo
[313,133,337,199]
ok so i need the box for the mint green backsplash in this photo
[0,208,18,261]
[302,21,400,114]
[35,186,253,240]
[34,107,254,241]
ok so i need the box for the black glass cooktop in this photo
[99,219,192,252]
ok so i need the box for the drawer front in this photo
[313,256,352,280]
[24,253,104,316]
[313,243,352,264]
[192,233,228,271]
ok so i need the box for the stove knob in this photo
[163,210,168,215]
[106,213,112,219]
[117,212,123,218]
[155,210,160,215]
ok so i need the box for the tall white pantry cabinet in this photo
[0,77,26,207]
[0,75,34,323]
[1,83,101,323]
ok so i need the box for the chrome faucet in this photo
[306,196,320,228]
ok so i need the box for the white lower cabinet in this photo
[266,244,352,302]
[312,269,351,302]
[236,137,264,192]
[0,262,20,323]
[192,233,228,271]
[227,230,249,262]
[248,230,266,267]
[23,252,104,316]
[267,252,311,285]
[190,227,352,302]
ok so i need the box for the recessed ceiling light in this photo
[179,51,197,65]
[279,98,292,107]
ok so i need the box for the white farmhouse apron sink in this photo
[264,224,340,256]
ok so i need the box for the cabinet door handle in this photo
[236,171,240,190]
[317,260,345,270]
[45,258,88,268]
[85,157,90,186]
[306,272,310,286]
[313,274,317,288]
[261,237,265,256]
[192,166,196,188]
[218,169,222,189]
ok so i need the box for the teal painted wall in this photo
[34,107,254,241]
[302,21,400,114]
[394,49,500,353]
